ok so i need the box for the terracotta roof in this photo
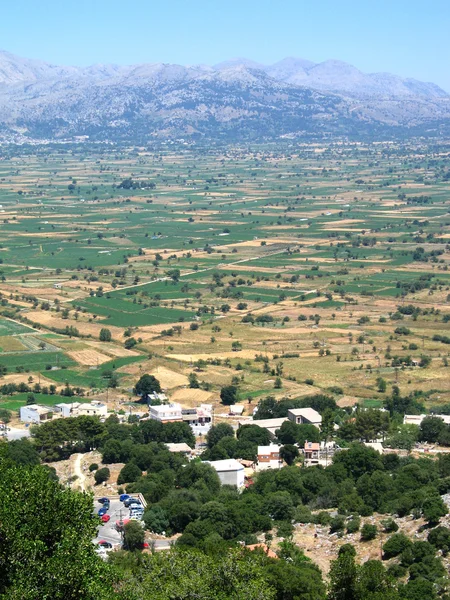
[245,544,278,559]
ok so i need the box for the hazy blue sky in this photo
[3,0,450,90]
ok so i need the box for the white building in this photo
[287,408,322,428]
[148,392,168,403]
[229,405,245,416]
[257,444,282,471]
[206,459,245,488]
[182,404,212,435]
[54,401,107,418]
[20,404,54,424]
[165,442,194,456]
[240,417,287,438]
[149,403,183,423]
[404,414,450,426]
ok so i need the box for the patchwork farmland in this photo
[0,140,449,416]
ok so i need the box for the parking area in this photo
[93,497,131,549]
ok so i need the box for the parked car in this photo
[102,500,110,509]
[130,506,144,513]
[124,497,141,507]
[119,494,130,502]
[98,540,113,548]
[101,514,111,523]
[98,497,109,504]
[98,507,107,516]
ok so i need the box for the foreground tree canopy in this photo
[0,457,113,599]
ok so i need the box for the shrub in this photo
[346,518,361,534]
[381,518,399,533]
[387,563,407,578]
[94,467,110,485]
[89,463,99,472]
[360,523,377,541]
[329,516,345,534]
[383,533,411,559]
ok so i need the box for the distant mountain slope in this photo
[0,50,448,142]
[218,57,448,99]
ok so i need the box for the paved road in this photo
[6,427,30,441]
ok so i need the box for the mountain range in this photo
[0,50,449,142]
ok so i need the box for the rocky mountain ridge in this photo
[0,50,448,142]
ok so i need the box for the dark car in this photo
[124,497,141,508]
[98,507,108,516]
[102,500,110,509]
[98,497,109,504]
[119,494,130,502]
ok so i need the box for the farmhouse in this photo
[20,404,54,424]
[53,401,107,418]
[304,441,320,462]
[182,404,212,434]
[256,444,282,470]
[149,403,183,423]
[240,417,287,438]
[404,414,450,426]
[165,442,194,457]
[206,459,245,488]
[287,408,322,428]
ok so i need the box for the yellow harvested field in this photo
[0,336,28,352]
[87,342,140,357]
[0,372,57,386]
[149,367,189,388]
[166,350,268,362]
[170,388,215,405]
[67,349,111,366]
[24,311,123,338]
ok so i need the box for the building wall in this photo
[216,469,245,488]
[20,407,39,423]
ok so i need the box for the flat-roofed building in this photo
[149,403,183,423]
[54,401,107,418]
[288,408,322,428]
[206,459,245,488]
[239,417,287,438]
[257,444,282,470]
[20,404,54,424]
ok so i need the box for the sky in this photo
[2,0,450,90]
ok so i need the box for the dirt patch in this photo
[87,342,140,357]
[166,350,268,362]
[337,395,361,407]
[67,349,111,366]
[150,366,189,389]
[170,387,215,405]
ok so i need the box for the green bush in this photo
[346,518,361,534]
[94,467,110,485]
[89,463,98,472]
[381,518,399,533]
[383,533,411,559]
[329,515,345,534]
[360,523,377,541]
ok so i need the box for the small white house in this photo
[20,404,54,424]
[206,459,245,489]
[257,444,282,471]
[149,403,183,423]
[54,401,107,418]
